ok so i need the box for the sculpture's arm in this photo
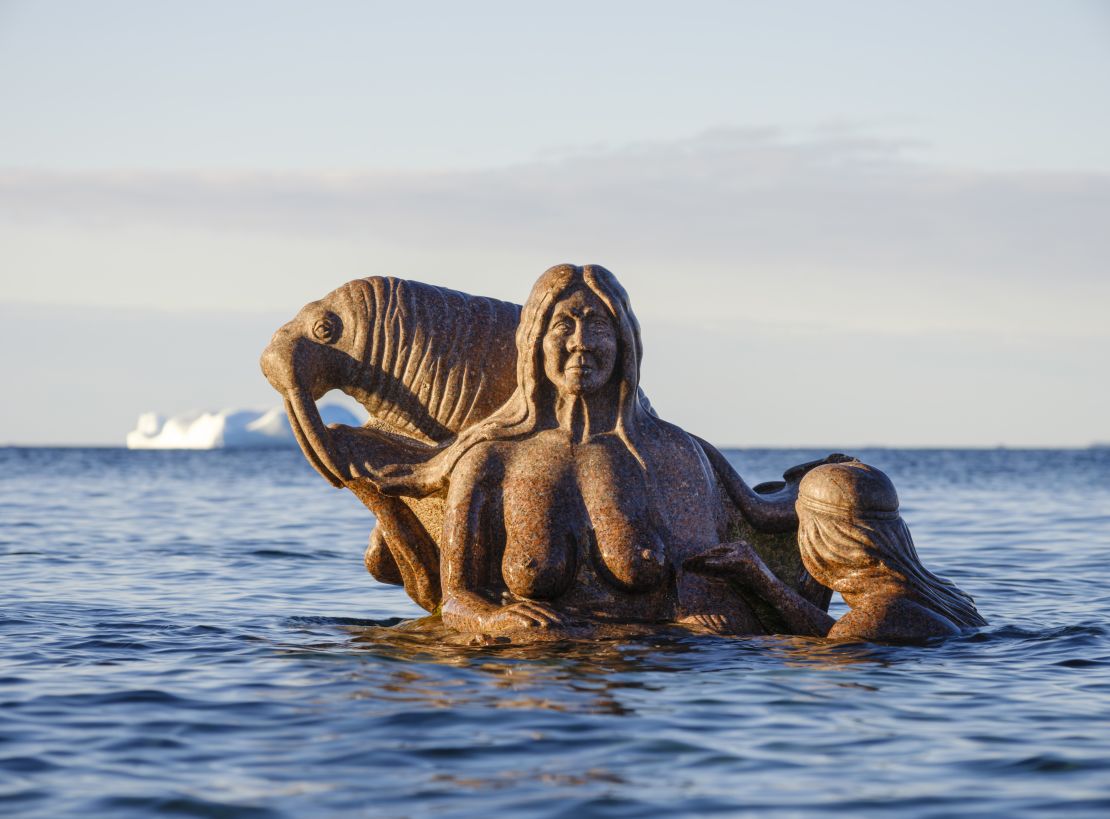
[345,478,441,612]
[693,436,799,532]
[327,421,442,495]
[686,542,836,637]
[440,458,498,629]
[694,437,853,533]
[439,448,567,633]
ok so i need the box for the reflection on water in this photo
[2,447,1110,817]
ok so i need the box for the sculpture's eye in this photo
[312,312,342,344]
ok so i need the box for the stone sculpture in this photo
[261,264,982,642]
[686,460,986,640]
[260,276,521,612]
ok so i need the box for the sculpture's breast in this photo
[499,437,580,601]
[575,436,669,593]
[494,432,674,608]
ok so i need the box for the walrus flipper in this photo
[347,479,441,612]
[328,420,445,611]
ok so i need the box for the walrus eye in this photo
[312,312,342,344]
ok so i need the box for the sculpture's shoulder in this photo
[637,418,725,544]
[830,596,961,642]
[449,438,508,489]
[643,418,716,482]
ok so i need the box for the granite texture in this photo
[261,264,976,643]
[686,460,986,642]
[260,276,521,612]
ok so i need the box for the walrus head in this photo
[261,279,372,486]
[261,277,522,488]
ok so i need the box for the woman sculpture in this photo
[360,263,809,635]
[687,460,986,641]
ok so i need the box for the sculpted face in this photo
[259,291,362,487]
[542,287,618,396]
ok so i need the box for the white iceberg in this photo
[126,405,360,449]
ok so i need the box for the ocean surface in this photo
[2,447,1109,818]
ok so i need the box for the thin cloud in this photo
[2,127,1107,447]
[2,128,1106,288]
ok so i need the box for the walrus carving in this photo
[262,274,829,620]
[261,277,522,611]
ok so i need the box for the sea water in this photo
[1,447,1109,817]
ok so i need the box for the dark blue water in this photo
[2,447,1109,817]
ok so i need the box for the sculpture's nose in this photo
[259,323,345,488]
[567,319,588,352]
[260,325,297,393]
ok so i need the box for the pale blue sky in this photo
[1,1,1107,446]
[2,0,1108,172]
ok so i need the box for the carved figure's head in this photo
[514,263,643,416]
[796,461,985,628]
[260,280,373,486]
[369,264,657,498]
[541,285,618,397]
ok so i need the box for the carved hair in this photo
[372,264,655,496]
[797,462,986,628]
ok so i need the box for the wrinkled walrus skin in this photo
[261,276,814,617]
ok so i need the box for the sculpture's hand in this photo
[686,543,837,638]
[485,600,570,631]
[324,423,357,481]
[782,453,856,485]
[680,611,748,635]
[326,422,440,492]
[684,541,770,588]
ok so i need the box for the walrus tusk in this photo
[285,391,345,487]
[285,396,342,487]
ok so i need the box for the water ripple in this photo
[1,448,1109,817]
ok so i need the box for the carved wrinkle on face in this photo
[542,288,618,396]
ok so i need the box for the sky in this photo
[1,0,1108,446]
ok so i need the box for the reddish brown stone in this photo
[261,265,952,643]
[685,461,986,642]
